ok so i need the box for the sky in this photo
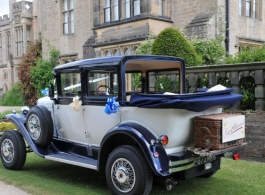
[0,0,9,17]
[0,0,33,17]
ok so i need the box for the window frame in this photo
[6,32,11,60]
[62,0,74,35]
[239,0,262,19]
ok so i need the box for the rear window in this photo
[147,69,180,93]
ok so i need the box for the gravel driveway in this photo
[0,181,31,195]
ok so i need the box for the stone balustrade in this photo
[186,62,265,111]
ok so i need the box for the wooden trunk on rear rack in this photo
[194,113,243,150]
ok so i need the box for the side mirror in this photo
[49,84,55,99]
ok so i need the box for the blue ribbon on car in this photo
[41,88,49,96]
[105,97,119,115]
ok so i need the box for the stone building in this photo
[0,0,264,94]
[0,0,38,95]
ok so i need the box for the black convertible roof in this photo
[54,55,185,72]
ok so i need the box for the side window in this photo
[147,70,180,93]
[60,72,81,97]
[125,72,142,93]
[87,70,118,96]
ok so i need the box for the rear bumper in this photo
[168,143,247,174]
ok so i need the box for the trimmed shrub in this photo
[0,122,17,132]
[1,83,25,106]
[151,27,202,66]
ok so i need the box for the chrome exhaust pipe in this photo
[154,177,178,191]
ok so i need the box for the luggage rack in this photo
[186,142,247,157]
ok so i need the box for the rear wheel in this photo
[106,145,153,195]
[0,130,26,170]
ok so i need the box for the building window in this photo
[239,0,261,19]
[124,0,130,18]
[15,26,24,57]
[104,0,120,22]
[113,49,119,56]
[104,0,111,22]
[159,0,165,16]
[105,50,111,57]
[131,46,138,54]
[133,0,140,16]
[124,48,131,55]
[239,0,242,15]
[113,0,119,21]
[6,32,11,60]
[3,71,8,80]
[253,0,258,18]
[62,0,74,34]
[246,0,251,17]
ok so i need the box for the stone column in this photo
[254,70,265,110]
[230,71,240,110]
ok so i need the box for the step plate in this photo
[45,153,97,170]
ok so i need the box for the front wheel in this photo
[0,130,26,170]
[106,145,153,195]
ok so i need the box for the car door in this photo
[82,69,121,147]
[53,71,89,144]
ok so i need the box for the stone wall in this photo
[38,0,92,61]
[224,111,265,161]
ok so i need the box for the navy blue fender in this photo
[3,114,49,157]
[98,122,171,177]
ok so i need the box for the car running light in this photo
[158,135,168,146]
[233,153,241,160]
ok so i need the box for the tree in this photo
[151,27,202,66]
[18,38,42,106]
[135,32,155,55]
[189,7,227,65]
[30,46,59,98]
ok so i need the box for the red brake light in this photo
[233,153,241,160]
[158,135,168,146]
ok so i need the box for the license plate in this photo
[194,155,216,166]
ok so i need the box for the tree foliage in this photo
[189,7,227,65]
[1,83,25,106]
[30,46,59,97]
[151,27,202,66]
[191,38,226,65]
[135,33,155,55]
[18,38,42,106]
[223,45,265,64]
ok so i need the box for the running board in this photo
[45,153,97,170]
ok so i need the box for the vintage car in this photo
[0,55,246,195]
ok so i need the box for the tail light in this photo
[158,135,168,146]
[233,153,241,160]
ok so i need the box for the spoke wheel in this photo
[26,105,53,147]
[111,158,136,193]
[1,139,14,163]
[106,145,153,195]
[28,114,41,140]
[0,130,26,170]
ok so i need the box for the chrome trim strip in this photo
[169,158,193,166]
[45,156,97,170]
[169,162,194,173]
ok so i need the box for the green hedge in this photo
[0,122,17,132]
[1,83,25,106]
[151,27,202,66]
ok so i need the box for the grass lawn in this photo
[0,153,264,195]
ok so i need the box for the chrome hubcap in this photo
[28,114,41,140]
[111,158,135,193]
[1,139,14,163]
